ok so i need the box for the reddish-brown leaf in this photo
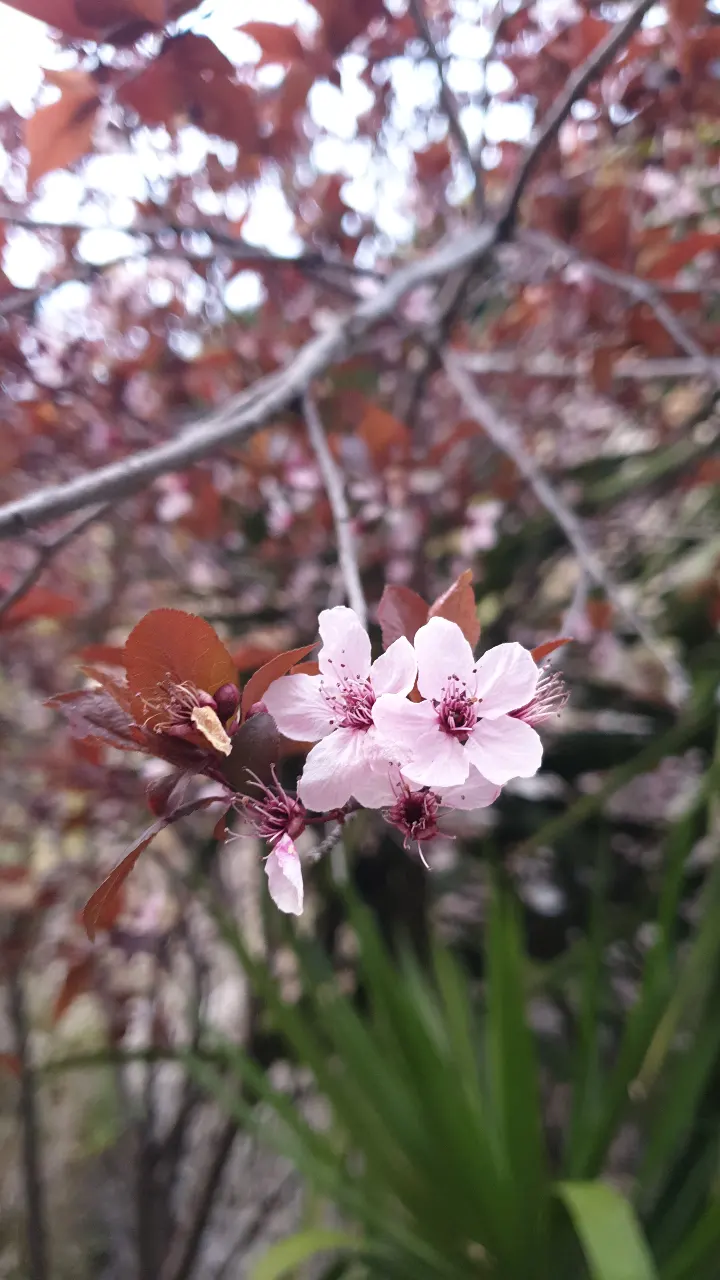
[291,660,320,677]
[53,956,94,1023]
[1,0,96,39]
[377,584,429,649]
[221,713,281,793]
[358,406,411,463]
[25,70,101,190]
[531,638,572,663]
[0,1053,21,1077]
[0,586,77,630]
[49,688,142,751]
[146,769,188,817]
[239,22,306,64]
[83,795,227,940]
[76,643,127,667]
[125,609,238,713]
[241,644,316,718]
[428,570,480,648]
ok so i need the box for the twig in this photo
[0,0,650,539]
[8,969,49,1280]
[408,0,482,212]
[302,392,367,627]
[457,350,720,382]
[525,230,720,386]
[0,503,109,620]
[443,352,691,705]
[160,1116,238,1280]
[498,0,655,234]
[213,1170,296,1280]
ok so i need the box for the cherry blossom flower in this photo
[373,616,543,789]
[263,606,416,811]
[265,834,304,915]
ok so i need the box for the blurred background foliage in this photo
[0,0,719,1275]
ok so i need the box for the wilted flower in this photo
[265,834,304,915]
[385,783,440,852]
[512,668,568,726]
[263,605,417,810]
[241,767,307,844]
[373,616,543,789]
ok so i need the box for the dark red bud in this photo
[214,683,240,723]
[246,699,268,720]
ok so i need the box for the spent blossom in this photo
[373,616,543,789]
[240,767,307,844]
[264,834,304,916]
[263,606,417,810]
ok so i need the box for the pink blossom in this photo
[263,606,417,811]
[265,834,304,915]
[373,617,543,789]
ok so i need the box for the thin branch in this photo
[304,392,367,626]
[408,0,483,212]
[160,1116,238,1280]
[0,503,109,621]
[498,0,655,235]
[443,352,691,706]
[0,222,497,540]
[213,1170,296,1280]
[458,350,720,382]
[525,230,720,386]
[8,969,49,1280]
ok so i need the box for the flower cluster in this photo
[55,599,566,935]
[258,606,567,915]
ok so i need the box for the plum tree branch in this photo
[0,0,652,540]
[303,392,368,628]
[443,352,691,706]
[0,504,109,621]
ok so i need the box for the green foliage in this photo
[187,707,720,1280]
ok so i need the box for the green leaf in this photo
[485,878,550,1277]
[557,1182,658,1280]
[250,1230,360,1280]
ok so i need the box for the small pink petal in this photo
[298,727,367,811]
[414,617,476,701]
[318,606,371,685]
[400,728,469,789]
[372,692,435,763]
[370,635,417,698]
[263,673,333,742]
[265,834,304,915]
[474,643,539,719]
[465,715,542,785]
[439,767,500,811]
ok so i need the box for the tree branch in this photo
[8,968,49,1280]
[0,504,109,621]
[303,392,367,627]
[443,352,691,706]
[409,0,482,212]
[498,0,655,234]
[525,230,719,386]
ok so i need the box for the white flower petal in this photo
[370,636,417,698]
[372,693,436,765]
[263,673,333,742]
[474,643,539,719]
[400,729,469,789]
[318,606,371,684]
[465,715,542,785]
[439,767,500,811]
[265,834,303,915]
[414,617,476,700]
[298,727,367,810]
